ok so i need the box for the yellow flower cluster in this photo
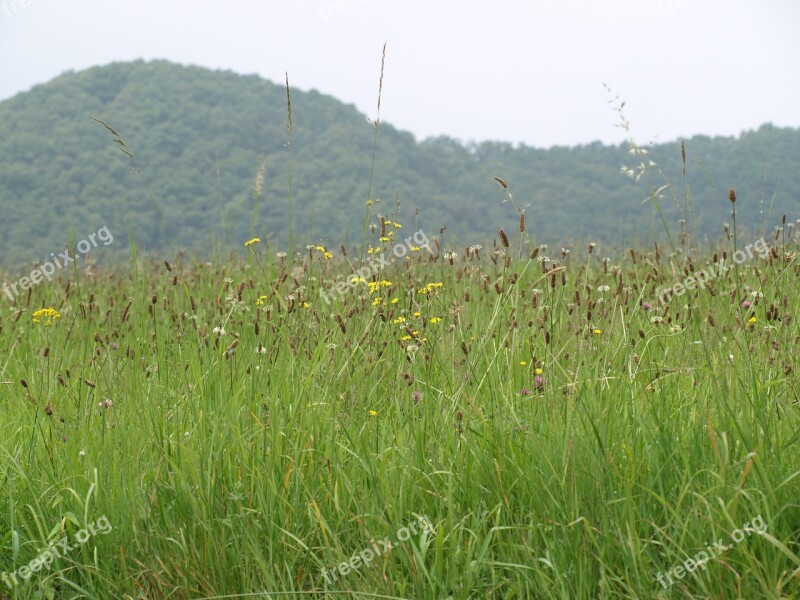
[368,280,393,293]
[418,282,443,295]
[32,307,61,326]
[312,245,333,260]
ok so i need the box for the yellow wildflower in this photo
[32,307,61,326]
[244,237,261,247]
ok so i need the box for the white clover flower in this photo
[597,285,610,293]
[212,326,226,335]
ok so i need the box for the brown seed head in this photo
[499,229,509,248]
[728,188,736,203]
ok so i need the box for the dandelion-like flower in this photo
[244,238,261,247]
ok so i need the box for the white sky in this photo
[1,0,798,148]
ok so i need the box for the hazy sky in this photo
[1,0,798,148]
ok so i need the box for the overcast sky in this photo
[1,0,798,148]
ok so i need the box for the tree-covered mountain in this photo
[0,59,797,265]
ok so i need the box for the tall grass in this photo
[0,62,798,600]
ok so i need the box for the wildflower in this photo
[368,409,378,416]
[351,277,367,284]
[520,361,528,366]
[748,316,757,324]
[429,317,442,324]
[366,199,373,206]
[213,326,226,335]
[98,398,113,409]
[597,285,610,293]
[393,222,402,229]
[393,316,405,324]
[401,335,412,341]
[391,298,399,304]
[535,375,545,390]
[535,368,543,375]
[418,282,443,294]
[413,311,421,318]
[519,388,532,396]
[256,295,269,306]
[323,252,333,260]
[32,307,61,326]
[642,301,652,310]
[741,300,752,309]
[412,390,423,402]
[372,297,382,306]
[411,246,421,252]
[593,328,602,335]
[316,246,325,252]
[244,238,261,247]
[276,251,287,259]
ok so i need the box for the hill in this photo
[0,59,798,264]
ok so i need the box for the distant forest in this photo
[0,59,798,264]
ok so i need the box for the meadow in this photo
[1,61,799,597]
[1,186,799,599]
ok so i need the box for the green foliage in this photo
[0,222,798,597]
[0,60,798,266]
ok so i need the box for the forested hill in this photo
[1,59,798,263]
